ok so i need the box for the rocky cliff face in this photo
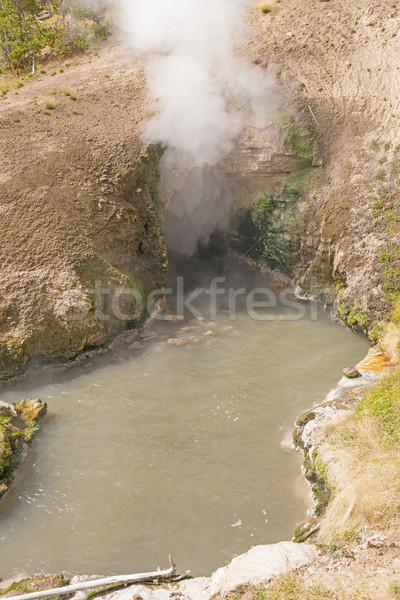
[243,0,400,338]
[0,48,167,379]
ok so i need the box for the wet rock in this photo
[343,366,360,379]
[293,520,320,543]
[0,400,17,418]
[16,398,47,422]
[296,410,316,427]
[166,337,190,346]
[139,331,157,340]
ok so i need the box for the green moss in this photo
[22,420,39,443]
[337,295,370,331]
[227,114,319,278]
[314,457,328,479]
[294,418,331,517]
[313,484,329,516]
[228,169,314,275]
[393,300,400,326]
[347,308,370,329]
[383,266,400,301]
[0,575,69,600]
[293,522,307,543]
[118,145,164,225]
[0,425,13,479]
[74,255,150,327]
[0,578,33,596]
[369,323,385,342]
[296,410,316,428]
[280,116,317,167]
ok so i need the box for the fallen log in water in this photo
[4,557,177,600]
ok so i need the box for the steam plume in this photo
[115,0,274,255]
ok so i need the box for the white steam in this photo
[115,0,275,254]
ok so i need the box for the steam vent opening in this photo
[0,122,369,579]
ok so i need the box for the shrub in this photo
[93,23,110,40]
[73,35,89,52]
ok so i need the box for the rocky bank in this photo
[0,398,47,497]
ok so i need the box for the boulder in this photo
[100,542,318,600]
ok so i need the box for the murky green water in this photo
[0,255,368,579]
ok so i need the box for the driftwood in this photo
[4,557,177,600]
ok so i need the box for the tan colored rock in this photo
[343,366,360,379]
[16,398,47,422]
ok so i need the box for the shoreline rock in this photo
[0,398,47,498]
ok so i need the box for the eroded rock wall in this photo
[244,0,400,333]
[0,48,167,379]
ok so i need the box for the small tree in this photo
[0,0,44,70]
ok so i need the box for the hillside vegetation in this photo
[0,0,110,72]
